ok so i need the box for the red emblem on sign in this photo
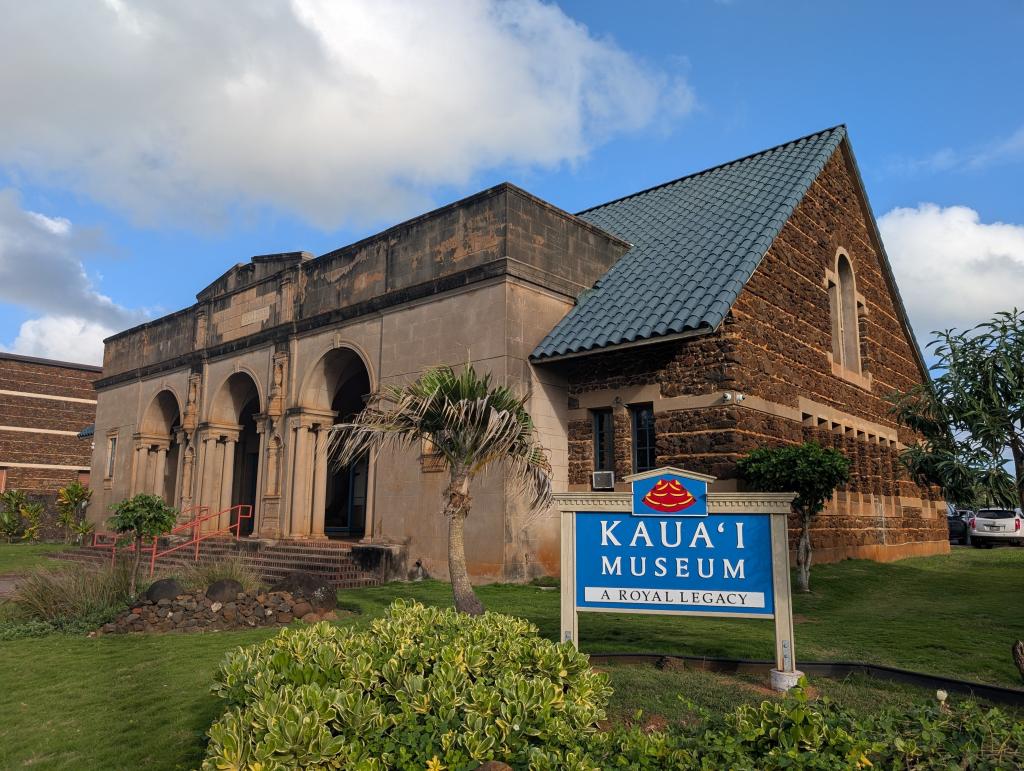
[641,479,697,513]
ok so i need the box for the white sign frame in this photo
[555,485,801,689]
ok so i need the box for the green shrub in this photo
[176,556,262,594]
[203,600,611,770]
[202,604,1024,771]
[0,490,28,542]
[11,560,140,625]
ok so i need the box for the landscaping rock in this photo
[292,601,312,618]
[206,579,245,603]
[269,571,337,610]
[145,578,184,603]
[96,588,316,635]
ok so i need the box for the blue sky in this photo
[0,1,1022,363]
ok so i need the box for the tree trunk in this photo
[445,470,484,616]
[795,511,812,593]
[1010,438,1024,511]
[130,533,143,597]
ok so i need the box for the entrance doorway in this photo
[305,347,372,539]
[231,396,259,536]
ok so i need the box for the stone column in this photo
[153,446,169,502]
[289,423,312,537]
[310,427,328,538]
[196,434,218,531]
[219,436,237,528]
[130,444,147,495]
[361,451,377,543]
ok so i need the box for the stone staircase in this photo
[49,537,383,589]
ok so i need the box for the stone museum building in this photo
[0,352,100,498]
[86,125,948,581]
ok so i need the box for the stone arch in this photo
[300,345,373,539]
[138,389,183,504]
[299,341,376,410]
[209,369,264,425]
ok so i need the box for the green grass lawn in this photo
[0,542,74,576]
[343,547,1024,686]
[0,547,1021,769]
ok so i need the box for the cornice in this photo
[551,491,795,514]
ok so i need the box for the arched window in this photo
[828,250,862,374]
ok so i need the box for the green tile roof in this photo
[532,126,847,360]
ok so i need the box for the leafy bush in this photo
[0,490,29,542]
[176,556,261,594]
[19,501,44,542]
[202,604,1024,770]
[56,480,93,543]
[11,560,139,625]
[203,600,610,770]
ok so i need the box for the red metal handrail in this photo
[86,504,252,575]
[148,504,253,576]
[89,505,209,567]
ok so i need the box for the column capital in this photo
[288,407,338,430]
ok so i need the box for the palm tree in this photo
[326,364,551,615]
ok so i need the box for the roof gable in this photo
[531,126,847,359]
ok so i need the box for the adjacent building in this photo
[0,352,100,499]
[86,125,948,580]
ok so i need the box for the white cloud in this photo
[0,188,145,364]
[879,203,1024,339]
[3,316,111,364]
[0,1,692,229]
[889,125,1024,176]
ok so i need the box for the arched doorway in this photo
[210,372,261,536]
[140,390,182,504]
[303,348,372,539]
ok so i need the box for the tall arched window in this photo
[828,250,862,373]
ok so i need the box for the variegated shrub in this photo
[203,600,611,770]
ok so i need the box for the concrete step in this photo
[49,540,383,590]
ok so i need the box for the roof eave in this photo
[530,323,716,364]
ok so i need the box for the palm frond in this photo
[325,364,552,511]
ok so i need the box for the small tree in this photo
[327,364,551,615]
[56,480,93,543]
[738,441,850,593]
[108,494,178,596]
[890,309,1024,510]
[20,501,44,542]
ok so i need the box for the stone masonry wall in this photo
[559,141,947,562]
[0,354,99,506]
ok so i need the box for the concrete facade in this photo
[0,352,99,500]
[87,184,625,581]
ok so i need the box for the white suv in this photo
[969,508,1024,547]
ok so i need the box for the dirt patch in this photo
[0,574,22,599]
[792,614,817,624]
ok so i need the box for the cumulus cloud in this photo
[4,316,114,364]
[0,0,692,229]
[0,189,145,363]
[878,203,1024,339]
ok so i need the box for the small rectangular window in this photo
[592,409,614,472]
[631,404,657,473]
[105,436,117,480]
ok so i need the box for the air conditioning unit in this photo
[592,470,615,490]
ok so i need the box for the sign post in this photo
[555,467,801,691]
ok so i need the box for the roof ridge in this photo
[576,124,847,217]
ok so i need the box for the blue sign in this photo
[574,469,775,617]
